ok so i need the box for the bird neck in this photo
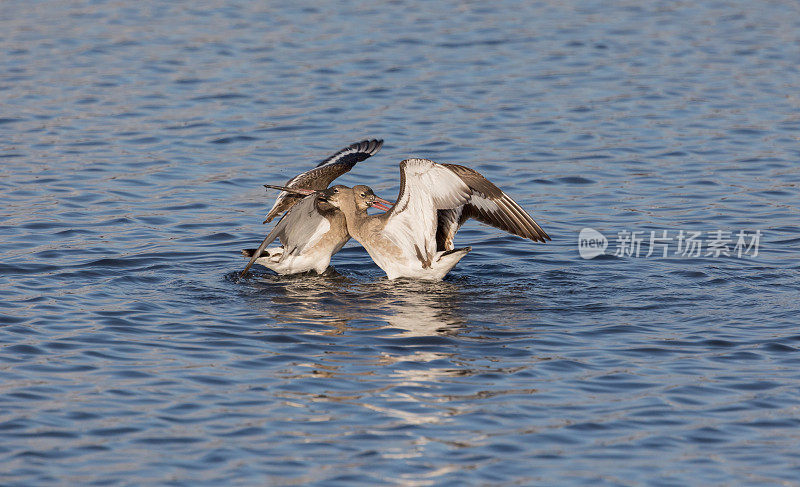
[339,197,374,241]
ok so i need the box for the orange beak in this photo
[372,196,392,212]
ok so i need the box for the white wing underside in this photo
[383,159,471,261]
[269,195,330,257]
[383,158,550,264]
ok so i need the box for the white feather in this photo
[247,195,343,275]
[383,159,470,262]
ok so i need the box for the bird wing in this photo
[435,163,551,250]
[382,158,473,264]
[263,139,383,222]
[272,195,331,256]
[240,196,331,277]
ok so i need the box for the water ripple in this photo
[1,1,799,485]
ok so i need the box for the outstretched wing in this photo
[263,139,383,222]
[435,163,550,251]
[241,196,331,277]
[383,159,474,264]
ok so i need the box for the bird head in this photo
[353,184,392,212]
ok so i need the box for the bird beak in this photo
[371,196,392,212]
[263,184,315,195]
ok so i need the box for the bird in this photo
[240,139,389,277]
[322,158,550,280]
[240,186,390,276]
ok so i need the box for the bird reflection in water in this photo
[241,269,468,338]
[238,270,511,432]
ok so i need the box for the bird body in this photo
[328,187,471,280]
[325,158,549,281]
[242,193,348,275]
[240,139,383,277]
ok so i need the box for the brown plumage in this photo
[322,158,549,280]
[262,139,383,223]
[434,163,550,251]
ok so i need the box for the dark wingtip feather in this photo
[441,246,471,257]
[358,138,383,155]
[315,138,384,168]
[442,162,551,244]
[368,138,384,156]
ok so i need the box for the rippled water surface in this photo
[3,1,800,485]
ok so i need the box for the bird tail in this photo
[239,224,283,278]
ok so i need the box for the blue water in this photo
[2,1,800,485]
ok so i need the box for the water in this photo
[2,1,800,485]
